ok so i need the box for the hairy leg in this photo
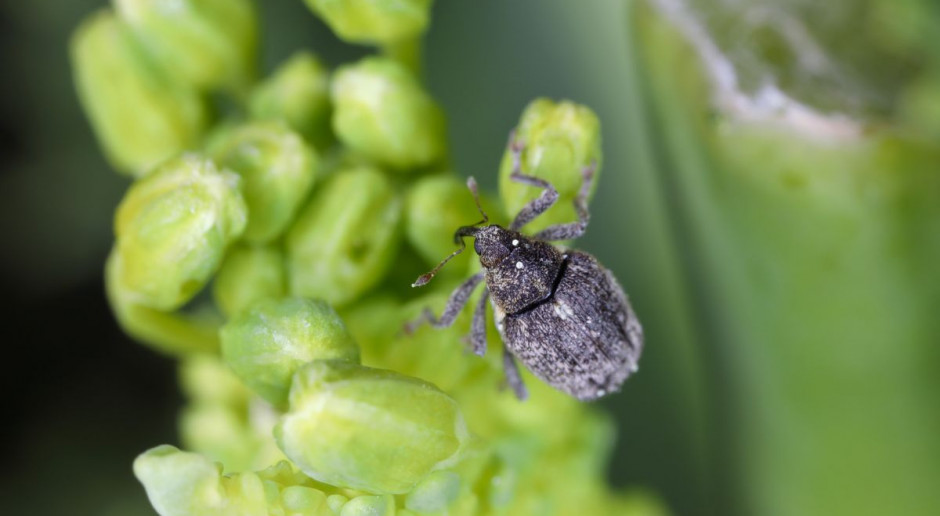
[534,161,596,241]
[404,273,483,333]
[507,133,561,231]
[469,287,489,356]
[503,348,529,400]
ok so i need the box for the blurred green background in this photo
[2,1,938,515]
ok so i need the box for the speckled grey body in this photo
[492,248,642,400]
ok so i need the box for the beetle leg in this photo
[534,161,596,241]
[403,273,483,333]
[502,348,529,400]
[506,132,561,231]
[469,287,489,356]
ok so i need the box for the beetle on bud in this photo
[410,132,643,401]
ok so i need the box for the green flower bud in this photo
[134,445,222,516]
[286,167,403,306]
[257,460,305,485]
[179,356,286,473]
[180,354,251,404]
[302,0,433,45]
[327,494,349,514]
[113,154,246,310]
[405,174,500,277]
[404,471,461,514]
[136,449,359,516]
[257,462,321,499]
[249,51,333,148]
[220,298,360,408]
[331,57,446,170]
[71,10,208,176]
[340,495,395,516]
[133,445,266,516]
[106,249,223,355]
[209,121,318,243]
[179,402,259,474]
[499,98,601,234]
[339,296,405,366]
[281,485,331,515]
[114,0,257,92]
[384,293,499,394]
[276,360,471,494]
[212,245,286,318]
[258,461,345,510]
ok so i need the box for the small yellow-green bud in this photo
[209,121,318,243]
[499,98,601,233]
[71,10,208,176]
[241,463,340,514]
[405,471,462,513]
[212,245,286,318]
[178,357,286,473]
[303,0,433,45]
[406,174,499,275]
[257,460,308,486]
[114,0,257,92]
[366,293,499,395]
[280,486,330,514]
[339,296,406,365]
[179,403,258,474]
[258,459,334,496]
[327,494,349,514]
[133,445,218,516]
[340,494,395,516]
[276,360,471,494]
[331,57,446,170]
[113,154,246,311]
[220,298,360,408]
[286,167,403,306]
[180,354,251,405]
[249,51,332,148]
[106,252,223,355]
[133,445,268,516]
[222,471,268,515]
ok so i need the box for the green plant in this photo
[71,1,666,515]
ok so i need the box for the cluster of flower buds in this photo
[71,1,665,515]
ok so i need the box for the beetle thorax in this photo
[473,226,565,315]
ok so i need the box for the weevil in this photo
[408,133,643,401]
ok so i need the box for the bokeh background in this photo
[2,1,938,515]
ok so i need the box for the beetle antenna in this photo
[412,225,479,287]
[466,176,488,225]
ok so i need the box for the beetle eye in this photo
[477,248,497,268]
[475,239,508,268]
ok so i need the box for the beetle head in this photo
[473,225,520,267]
[411,176,490,288]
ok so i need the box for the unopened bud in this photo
[276,360,470,494]
[331,57,446,170]
[71,10,208,175]
[499,98,601,234]
[220,298,360,408]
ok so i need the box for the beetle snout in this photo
[474,237,509,268]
